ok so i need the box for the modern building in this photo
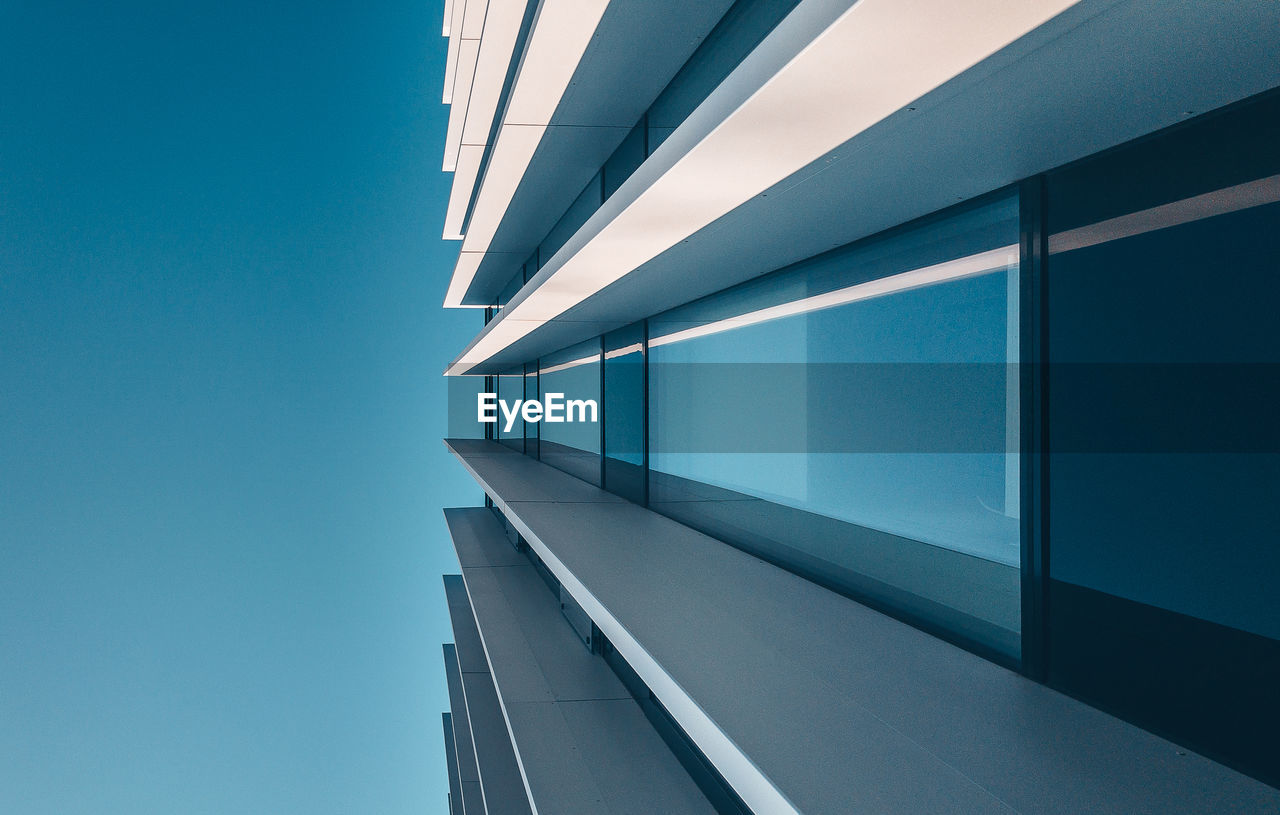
[433,1,1280,813]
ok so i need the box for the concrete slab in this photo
[445,506,718,815]
[446,438,1280,815]
[446,576,534,815]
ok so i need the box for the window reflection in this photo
[539,339,602,485]
[523,364,539,459]
[604,322,647,504]
[497,367,524,453]
[647,193,1022,658]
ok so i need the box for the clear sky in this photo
[1,1,474,813]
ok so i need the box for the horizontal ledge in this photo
[444,0,738,307]
[446,0,1280,372]
[445,438,1280,815]
[446,0,1075,370]
[444,575,534,815]
[444,507,718,815]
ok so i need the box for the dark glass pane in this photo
[647,193,1021,659]
[1044,89,1280,786]
[496,270,522,309]
[539,339,602,485]
[541,171,603,263]
[603,123,645,201]
[604,322,646,504]
[647,0,801,153]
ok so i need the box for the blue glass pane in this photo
[496,270,522,308]
[539,339,602,485]
[497,368,524,452]
[604,322,646,503]
[524,364,539,459]
[446,375,487,439]
[647,193,1021,657]
[1044,90,1280,785]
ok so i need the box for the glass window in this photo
[542,172,603,263]
[497,270,522,309]
[538,339,602,485]
[604,322,647,504]
[647,0,802,153]
[524,363,539,459]
[1044,90,1280,785]
[447,375,488,440]
[497,367,524,452]
[647,193,1022,659]
[603,123,645,201]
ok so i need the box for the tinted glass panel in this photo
[539,339,602,485]
[542,172,602,262]
[447,375,487,439]
[497,270,522,308]
[648,194,1021,658]
[648,0,801,152]
[603,123,645,201]
[497,368,524,452]
[604,322,646,504]
[1045,90,1280,786]
[524,364,538,459]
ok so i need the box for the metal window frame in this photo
[1019,175,1049,681]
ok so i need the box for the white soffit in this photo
[501,0,611,126]
[446,0,1084,372]
[443,0,467,104]
[449,252,490,308]
[443,0,455,37]
[443,0,531,244]
[444,0,488,172]
[443,36,480,172]
[462,0,527,149]
[442,124,545,301]
[444,145,485,240]
[442,0,613,306]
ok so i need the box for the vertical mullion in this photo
[642,319,650,508]
[1019,175,1050,681]
[600,335,607,488]
[485,374,493,441]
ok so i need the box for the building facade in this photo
[434,0,1280,812]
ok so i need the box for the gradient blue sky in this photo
[0,1,475,812]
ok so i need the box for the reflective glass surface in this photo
[524,364,538,459]
[1044,91,1280,785]
[496,270,522,309]
[538,339,602,485]
[603,322,646,504]
[497,367,524,452]
[647,193,1022,657]
[446,375,487,439]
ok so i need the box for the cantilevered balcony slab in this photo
[443,713,464,815]
[443,645,485,815]
[445,438,1280,815]
[444,506,718,815]
[447,0,1280,372]
[445,577,534,815]
[444,0,736,306]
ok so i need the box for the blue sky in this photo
[0,1,473,812]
